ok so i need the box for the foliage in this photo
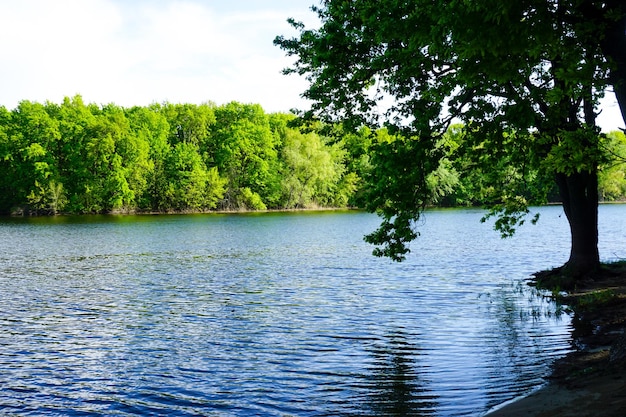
[3,95,626,224]
[6,100,62,214]
[278,127,348,208]
[162,142,224,210]
[574,289,618,311]
[209,102,279,210]
[362,129,440,261]
[0,96,358,215]
[599,130,626,201]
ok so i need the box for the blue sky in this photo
[0,0,623,131]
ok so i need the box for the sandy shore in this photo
[486,264,626,416]
[486,369,626,416]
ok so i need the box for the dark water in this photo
[1,205,622,416]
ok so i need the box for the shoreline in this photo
[3,206,362,218]
[485,368,626,416]
[486,264,626,416]
[484,384,549,415]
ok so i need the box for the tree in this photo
[48,96,138,213]
[210,102,278,210]
[276,0,626,278]
[0,106,12,212]
[95,104,149,211]
[0,97,365,214]
[279,127,346,208]
[599,130,626,201]
[126,105,171,210]
[47,96,101,212]
[158,102,215,148]
[330,124,374,207]
[163,142,225,211]
[6,101,64,214]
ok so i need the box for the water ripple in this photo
[0,208,596,416]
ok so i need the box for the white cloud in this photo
[0,0,314,112]
[0,1,124,102]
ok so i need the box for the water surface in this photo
[2,206,621,416]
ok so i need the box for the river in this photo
[1,205,624,416]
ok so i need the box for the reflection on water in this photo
[1,206,619,416]
[368,331,437,416]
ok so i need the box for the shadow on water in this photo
[481,281,572,413]
[365,331,438,417]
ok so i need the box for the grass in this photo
[573,289,618,311]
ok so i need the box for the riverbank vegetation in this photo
[2,95,626,217]
[0,96,357,215]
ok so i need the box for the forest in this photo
[1,95,626,216]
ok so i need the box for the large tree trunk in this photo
[555,171,600,278]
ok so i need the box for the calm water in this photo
[1,205,624,416]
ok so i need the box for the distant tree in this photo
[96,104,148,210]
[211,102,278,210]
[599,130,626,201]
[126,105,171,210]
[163,142,225,210]
[46,96,99,212]
[0,106,11,212]
[158,102,215,147]
[0,97,365,214]
[279,127,346,208]
[7,101,64,214]
[331,124,373,207]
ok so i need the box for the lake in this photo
[1,205,624,416]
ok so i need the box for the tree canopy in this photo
[0,97,356,215]
[275,0,626,279]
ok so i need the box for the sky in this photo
[0,0,318,113]
[0,0,623,132]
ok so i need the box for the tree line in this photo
[427,126,626,207]
[2,95,626,217]
[0,96,360,215]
